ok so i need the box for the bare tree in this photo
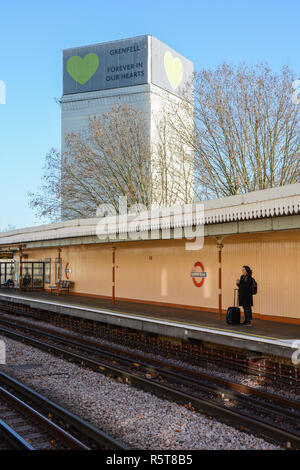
[28,148,62,221]
[0,224,16,233]
[29,105,153,220]
[31,63,299,222]
[169,63,300,199]
[151,103,194,206]
[30,103,194,221]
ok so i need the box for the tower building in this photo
[61,35,194,213]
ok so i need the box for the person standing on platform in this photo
[236,266,253,326]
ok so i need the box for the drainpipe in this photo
[215,237,225,320]
[19,251,23,292]
[57,248,61,297]
[112,246,116,305]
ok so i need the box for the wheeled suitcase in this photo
[226,289,240,325]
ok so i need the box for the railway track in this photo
[0,383,89,450]
[0,368,128,450]
[0,314,299,449]
[1,299,298,386]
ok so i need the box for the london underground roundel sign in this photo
[65,263,72,280]
[190,262,207,287]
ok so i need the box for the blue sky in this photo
[0,0,299,230]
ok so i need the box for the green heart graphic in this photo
[164,51,183,90]
[67,53,99,85]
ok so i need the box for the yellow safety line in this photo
[102,308,282,342]
[0,294,283,343]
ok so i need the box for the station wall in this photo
[21,229,300,321]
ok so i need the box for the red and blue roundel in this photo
[65,263,72,280]
[190,262,207,287]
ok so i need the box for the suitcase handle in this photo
[234,288,238,307]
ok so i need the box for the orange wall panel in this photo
[22,230,300,319]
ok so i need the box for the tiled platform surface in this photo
[0,289,299,359]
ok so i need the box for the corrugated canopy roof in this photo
[1,183,299,248]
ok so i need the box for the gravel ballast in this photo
[1,312,298,401]
[0,332,281,450]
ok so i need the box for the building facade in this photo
[61,35,194,212]
[1,184,299,323]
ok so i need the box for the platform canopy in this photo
[0,183,299,250]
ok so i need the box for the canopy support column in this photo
[112,246,116,305]
[57,248,61,297]
[215,237,225,320]
[19,251,23,292]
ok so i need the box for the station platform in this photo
[0,289,299,360]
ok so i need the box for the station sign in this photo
[65,262,72,280]
[190,262,206,287]
[0,252,14,259]
[190,272,207,278]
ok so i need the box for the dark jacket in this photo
[237,275,253,307]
